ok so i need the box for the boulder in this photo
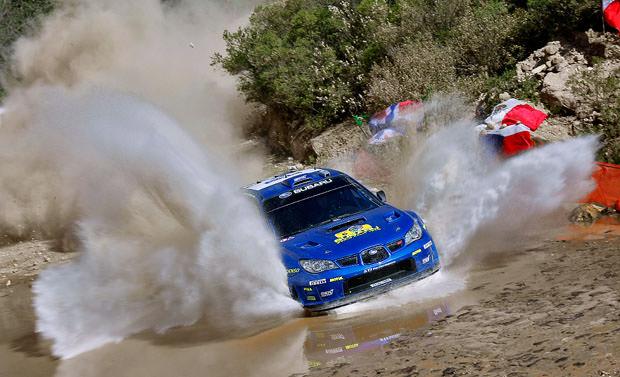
[543,41,561,56]
[516,31,620,115]
[569,203,607,223]
[541,65,585,110]
[535,116,575,143]
[310,121,368,164]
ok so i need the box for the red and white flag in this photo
[485,98,548,131]
[604,0,620,33]
[487,123,535,157]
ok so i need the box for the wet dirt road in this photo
[1,222,619,377]
[0,274,474,377]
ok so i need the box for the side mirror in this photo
[376,190,387,203]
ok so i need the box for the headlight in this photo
[299,259,339,274]
[404,219,423,245]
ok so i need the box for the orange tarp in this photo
[584,162,620,210]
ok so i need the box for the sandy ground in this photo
[0,227,618,377]
[0,241,77,288]
[306,234,620,377]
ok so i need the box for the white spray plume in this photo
[14,87,297,358]
[1,0,268,243]
[0,0,300,359]
[396,111,597,267]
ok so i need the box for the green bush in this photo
[367,1,527,109]
[213,0,396,131]
[475,69,542,115]
[366,37,457,109]
[450,1,526,77]
[0,0,56,97]
[571,65,620,164]
[508,0,602,53]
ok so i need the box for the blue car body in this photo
[244,168,440,311]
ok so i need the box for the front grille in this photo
[344,259,416,295]
[360,247,389,265]
[337,254,359,267]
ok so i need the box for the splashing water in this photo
[396,117,597,267]
[0,0,267,245]
[2,87,298,358]
[0,0,301,358]
[333,97,597,312]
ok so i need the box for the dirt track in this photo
[307,234,620,377]
[1,229,619,377]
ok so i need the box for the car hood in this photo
[280,205,415,260]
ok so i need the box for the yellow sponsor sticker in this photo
[334,224,381,244]
[345,343,359,350]
[306,295,316,301]
[329,276,344,282]
[287,268,300,275]
[412,248,422,256]
[303,287,313,292]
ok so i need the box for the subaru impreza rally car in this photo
[244,168,440,311]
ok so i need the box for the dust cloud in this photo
[0,0,299,359]
[1,0,266,243]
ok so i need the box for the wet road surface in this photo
[1,220,617,377]
[0,277,473,377]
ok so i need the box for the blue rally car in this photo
[244,168,440,311]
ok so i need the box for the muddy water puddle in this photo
[0,281,472,377]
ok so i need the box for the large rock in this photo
[569,203,606,223]
[569,203,617,223]
[535,116,575,143]
[516,35,612,112]
[310,121,368,164]
[516,31,620,114]
[582,29,620,60]
[541,65,585,110]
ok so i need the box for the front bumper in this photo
[288,236,441,311]
[307,260,440,312]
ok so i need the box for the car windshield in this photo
[265,177,381,238]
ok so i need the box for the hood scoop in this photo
[383,211,402,223]
[296,240,321,249]
[328,217,365,233]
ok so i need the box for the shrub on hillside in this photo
[213,0,397,131]
[0,0,55,97]
[508,0,602,53]
[450,1,526,77]
[366,37,457,109]
[367,1,527,109]
[571,64,620,164]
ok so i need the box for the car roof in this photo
[244,167,346,202]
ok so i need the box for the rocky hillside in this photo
[513,31,620,162]
[306,31,620,166]
[215,0,608,161]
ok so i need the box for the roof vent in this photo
[284,175,313,188]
